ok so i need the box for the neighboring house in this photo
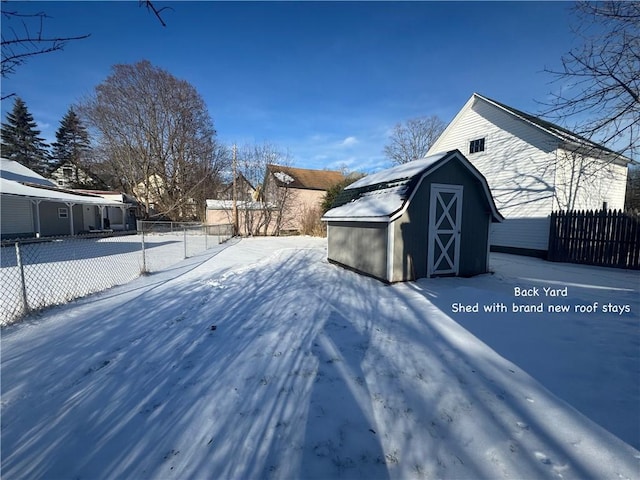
[427,93,632,257]
[213,174,256,202]
[264,164,345,233]
[206,199,275,236]
[206,176,264,235]
[323,150,502,282]
[48,160,106,189]
[1,158,127,239]
[134,174,197,220]
[75,190,140,231]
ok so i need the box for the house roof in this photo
[322,150,503,223]
[267,164,345,190]
[1,158,124,206]
[206,199,266,211]
[1,178,125,206]
[1,157,55,187]
[452,94,632,164]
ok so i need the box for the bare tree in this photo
[235,142,293,235]
[139,1,172,27]
[1,1,171,100]
[1,5,90,97]
[383,115,446,165]
[553,147,624,211]
[79,60,227,221]
[543,1,639,159]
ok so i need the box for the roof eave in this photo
[322,215,390,223]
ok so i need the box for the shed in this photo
[322,150,503,282]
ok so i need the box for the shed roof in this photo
[322,150,502,223]
[267,164,345,190]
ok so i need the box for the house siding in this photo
[490,217,551,252]
[38,201,86,236]
[1,195,34,238]
[553,148,627,211]
[429,97,557,218]
[281,188,325,232]
[327,222,388,281]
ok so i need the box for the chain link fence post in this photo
[141,230,147,274]
[15,241,29,316]
[183,227,187,259]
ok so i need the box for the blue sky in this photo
[1,1,578,173]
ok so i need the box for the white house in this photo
[48,160,104,189]
[1,158,127,239]
[428,93,632,256]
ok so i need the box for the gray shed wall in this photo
[327,221,388,281]
[391,158,493,281]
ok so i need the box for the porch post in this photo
[31,199,42,237]
[99,205,106,229]
[66,202,76,235]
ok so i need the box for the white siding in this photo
[429,96,557,219]
[553,149,627,211]
[1,194,34,236]
[490,217,550,251]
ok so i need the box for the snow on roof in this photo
[273,171,295,184]
[267,164,345,190]
[346,152,448,190]
[1,178,124,206]
[323,152,449,221]
[206,199,270,211]
[322,185,409,221]
[323,150,502,223]
[1,157,55,187]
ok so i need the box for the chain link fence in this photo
[0,223,233,326]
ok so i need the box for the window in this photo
[58,207,68,219]
[62,167,73,177]
[469,137,485,154]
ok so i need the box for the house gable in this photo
[428,93,629,216]
[49,160,106,189]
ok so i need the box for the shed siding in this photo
[327,222,388,281]
[0,195,33,237]
[391,157,493,281]
[429,97,557,218]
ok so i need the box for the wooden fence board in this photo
[548,210,640,269]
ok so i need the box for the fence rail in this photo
[0,223,233,326]
[548,210,640,269]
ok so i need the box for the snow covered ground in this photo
[1,237,638,479]
[0,232,227,325]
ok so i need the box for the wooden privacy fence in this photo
[548,210,640,269]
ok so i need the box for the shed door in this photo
[428,184,463,277]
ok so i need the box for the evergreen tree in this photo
[51,108,92,168]
[0,97,50,174]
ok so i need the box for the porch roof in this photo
[1,178,125,207]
